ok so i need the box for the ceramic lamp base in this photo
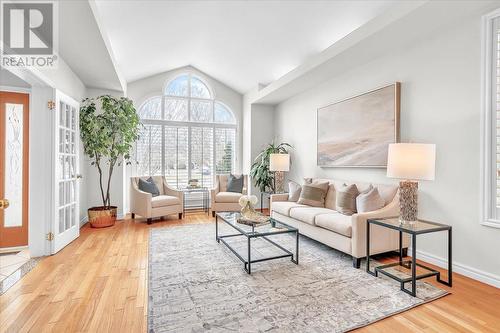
[399,180,418,222]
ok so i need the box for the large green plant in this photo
[250,142,292,193]
[80,95,140,208]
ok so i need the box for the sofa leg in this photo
[352,257,361,269]
[212,211,215,218]
[402,248,408,257]
[179,213,182,219]
[131,213,135,219]
[147,218,152,225]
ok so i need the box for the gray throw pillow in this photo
[336,184,359,215]
[226,174,244,193]
[138,177,160,197]
[356,187,385,213]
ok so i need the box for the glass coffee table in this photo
[215,212,299,274]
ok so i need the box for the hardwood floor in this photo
[0,212,499,332]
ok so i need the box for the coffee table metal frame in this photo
[215,212,299,274]
[366,217,452,297]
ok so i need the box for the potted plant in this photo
[250,141,292,193]
[80,95,140,228]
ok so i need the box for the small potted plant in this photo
[80,95,140,228]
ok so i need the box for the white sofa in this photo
[130,176,184,224]
[211,174,248,217]
[270,178,409,268]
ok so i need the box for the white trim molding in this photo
[415,249,500,289]
[480,9,500,229]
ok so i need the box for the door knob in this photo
[0,199,9,209]
[76,174,83,179]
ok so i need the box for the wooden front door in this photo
[0,91,29,248]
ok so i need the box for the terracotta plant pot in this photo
[88,206,117,228]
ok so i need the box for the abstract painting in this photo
[317,83,400,167]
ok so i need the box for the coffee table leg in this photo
[247,237,251,274]
[294,230,299,264]
[215,215,219,243]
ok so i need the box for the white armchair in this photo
[130,176,184,224]
[211,174,248,217]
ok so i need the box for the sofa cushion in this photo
[151,195,180,208]
[324,183,336,209]
[356,187,385,213]
[297,181,329,207]
[288,181,302,202]
[215,191,243,203]
[315,213,352,237]
[272,201,307,216]
[289,207,334,225]
[336,183,359,216]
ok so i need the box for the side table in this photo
[366,217,452,297]
[181,187,209,215]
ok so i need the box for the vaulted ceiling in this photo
[90,0,395,93]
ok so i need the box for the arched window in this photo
[135,73,237,189]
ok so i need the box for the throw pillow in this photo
[288,181,302,202]
[356,187,385,213]
[138,177,160,197]
[226,174,244,193]
[297,181,329,207]
[336,183,359,215]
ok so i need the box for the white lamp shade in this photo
[387,143,436,181]
[269,153,290,172]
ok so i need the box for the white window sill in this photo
[481,219,500,229]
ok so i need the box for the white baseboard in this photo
[80,216,88,227]
[413,248,500,288]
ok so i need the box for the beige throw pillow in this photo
[356,187,385,213]
[336,184,360,215]
[288,181,302,202]
[297,181,329,207]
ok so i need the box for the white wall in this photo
[274,12,500,283]
[248,104,275,207]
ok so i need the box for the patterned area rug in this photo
[149,223,448,332]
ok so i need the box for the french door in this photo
[51,91,80,254]
[0,91,29,249]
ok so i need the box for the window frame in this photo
[135,74,237,189]
[480,9,500,229]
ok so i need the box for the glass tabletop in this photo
[216,212,297,236]
[368,217,451,234]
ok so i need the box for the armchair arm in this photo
[163,180,183,206]
[211,179,220,206]
[351,193,407,258]
[130,183,152,218]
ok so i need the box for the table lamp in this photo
[387,143,436,223]
[269,153,290,193]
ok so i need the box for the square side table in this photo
[366,217,452,297]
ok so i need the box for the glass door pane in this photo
[3,103,23,227]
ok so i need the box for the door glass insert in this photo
[56,100,78,235]
[4,103,23,227]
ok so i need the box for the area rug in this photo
[148,223,448,332]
